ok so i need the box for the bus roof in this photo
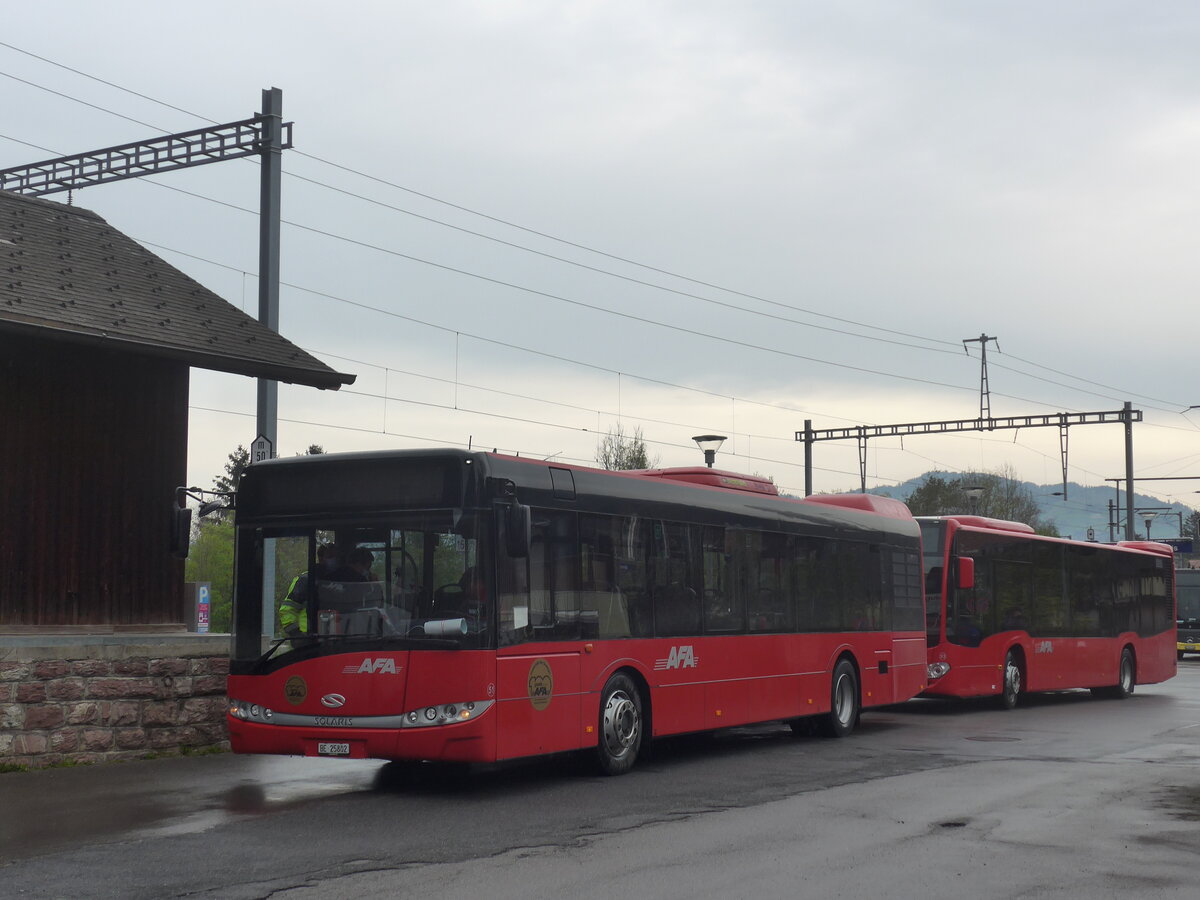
[1116,540,1176,558]
[918,515,1036,534]
[633,467,779,495]
[802,493,914,521]
[238,448,920,543]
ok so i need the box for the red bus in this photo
[919,515,1176,707]
[226,449,927,774]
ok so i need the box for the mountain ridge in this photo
[868,471,1195,542]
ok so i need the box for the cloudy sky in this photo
[4,2,1199,512]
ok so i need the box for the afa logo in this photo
[527,659,553,711]
[1033,640,1054,655]
[342,658,401,675]
[654,645,699,671]
[284,675,307,706]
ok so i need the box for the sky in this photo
[3,1,1200,519]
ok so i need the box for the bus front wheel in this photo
[819,658,859,738]
[595,673,643,776]
[999,650,1022,710]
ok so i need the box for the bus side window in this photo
[617,516,652,638]
[651,522,701,636]
[580,514,631,639]
[497,507,531,646]
[528,511,582,640]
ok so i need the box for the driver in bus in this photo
[330,547,375,583]
[279,543,339,639]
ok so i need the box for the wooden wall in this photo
[0,333,188,627]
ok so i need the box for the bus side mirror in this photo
[505,503,531,558]
[957,556,975,590]
[170,503,193,559]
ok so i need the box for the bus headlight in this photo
[401,700,494,728]
[228,699,275,723]
[927,662,951,679]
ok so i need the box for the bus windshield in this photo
[918,519,947,646]
[1179,578,1200,626]
[235,510,490,663]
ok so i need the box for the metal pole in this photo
[857,431,868,494]
[257,87,283,637]
[256,86,282,451]
[1124,401,1135,541]
[804,419,813,497]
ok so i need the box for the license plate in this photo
[317,742,351,756]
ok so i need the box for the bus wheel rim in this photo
[602,690,639,757]
[834,673,855,726]
[1006,659,1021,698]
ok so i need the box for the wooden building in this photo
[0,189,353,632]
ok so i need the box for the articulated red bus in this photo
[919,515,1176,707]
[226,449,927,774]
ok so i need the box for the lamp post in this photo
[963,484,984,516]
[1142,510,1158,540]
[692,434,727,468]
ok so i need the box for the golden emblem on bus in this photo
[284,675,307,706]
[527,659,553,711]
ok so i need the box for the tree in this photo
[595,424,659,470]
[902,475,963,517]
[187,442,327,631]
[904,467,1059,536]
[213,445,250,494]
[1185,510,1200,541]
[185,517,235,632]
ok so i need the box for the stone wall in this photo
[0,635,230,768]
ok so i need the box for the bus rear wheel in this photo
[819,658,859,738]
[999,650,1022,710]
[595,673,643,776]
[1092,648,1135,700]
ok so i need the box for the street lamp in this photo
[962,484,984,515]
[1142,510,1158,540]
[692,434,727,468]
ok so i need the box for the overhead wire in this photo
[2,43,1197,491]
[138,237,866,425]
[146,236,1172,490]
[0,40,964,353]
[1,44,1170,403]
[186,402,865,484]
[0,55,1183,418]
[0,83,995,403]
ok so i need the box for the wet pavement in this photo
[0,661,1197,898]
[0,752,382,863]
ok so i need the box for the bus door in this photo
[495,507,584,760]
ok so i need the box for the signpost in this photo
[196,583,211,634]
[251,434,274,464]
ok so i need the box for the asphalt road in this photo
[2,661,1198,899]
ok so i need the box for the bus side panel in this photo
[890,634,928,703]
[750,635,816,723]
[834,635,893,707]
[702,635,798,729]
[494,650,582,760]
[1133,632,1177,686]
[1023,638,1086,693]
